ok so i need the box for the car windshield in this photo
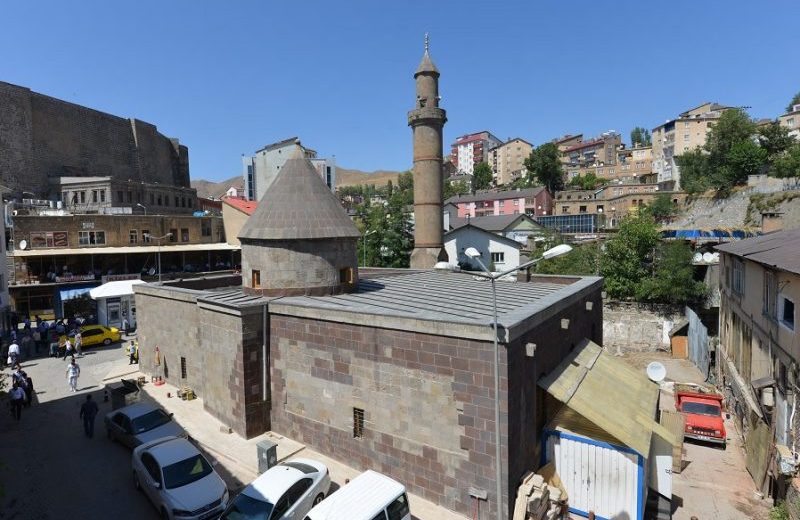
[683,402,721,416]
[131,410,172,433]
[162,454,213,489]
[220,493,274,520]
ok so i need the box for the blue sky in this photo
[2,1,799,182]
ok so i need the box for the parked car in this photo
[675,383,726,447]
[220,458,330,520]
[60,324,122,347]
[106,402,187,448]
[304,470,410,520]
[132,436,228,520]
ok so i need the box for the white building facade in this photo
[443,224,521,273]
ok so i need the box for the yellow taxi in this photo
[60,324,122,347]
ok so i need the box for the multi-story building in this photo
[779,104,800,140]
[0,81,190,198]
[49,176,197,215]
[715,229,800,500]
[551,184,684,228]
[561,131,622,174]
[564,145,655,185]
[8,208,237,319]
[553,134,583,156]
[652,102,733,190]
[0,199,9,336]
[445,187,552,218]
[450,131,502,175]
[486,138,533,186]
[242,137,335,201]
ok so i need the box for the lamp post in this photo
[144,233,172,283]
[136,203,147,215]
[361,229,376,267]
[454,244,572,520]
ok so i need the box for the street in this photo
[0,341,159,520]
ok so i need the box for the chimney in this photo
[761,212,783,234]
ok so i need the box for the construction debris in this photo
[513,470,568,520]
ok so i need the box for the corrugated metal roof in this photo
[715,228,800,274]
[539,339,676,457]
[449,214,539,232]
[445,187,545,205]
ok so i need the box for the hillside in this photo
[192,175,241,199]
[335,167,404,188]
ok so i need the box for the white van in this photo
[304,470,411,520]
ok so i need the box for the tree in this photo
[675,148,711,194]
[773,144,800,178]
[645,194,678,224]
[444,179,470,200]
[787,91,800,113]
[636,241,707,305]
[472,162,493,191]
[758,122,794,163]
[524,143,564,193]
[600,213,660,300]
[536,242,601,276]
[630,127,652,147]
[568,172,603,190]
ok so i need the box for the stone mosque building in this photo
[135,41,603,519]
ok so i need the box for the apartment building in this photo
[652,102,733,190]
[553,134,584,156]
[450,131,502,175]
[445,187,552,218]
[565,145,655,184]
[715,229,800,500]
[242,137,335,201]
[551,184,684,228]
[562,131,622,175]
[779,104,800,140]
[486,138,534,186]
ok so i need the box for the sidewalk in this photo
[104,365,468,520]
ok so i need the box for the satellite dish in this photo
[702,252,714,263]
[692,252,703,263]
[647,361,667,383]
[19,239,27,250]
[148,267,156,276]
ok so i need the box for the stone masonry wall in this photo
[269,315,500,518]
[603,301,681,354]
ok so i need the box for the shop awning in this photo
[12,242,240,257]
[538,339,677,456]
[90,279,147,299]
[59,286,94,301]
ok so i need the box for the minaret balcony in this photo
[407,107,447,126]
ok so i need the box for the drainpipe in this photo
[262,303,268,402]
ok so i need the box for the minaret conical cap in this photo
[415,33,439,76]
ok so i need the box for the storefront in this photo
[89,279,146,330]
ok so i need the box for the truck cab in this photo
[675,386,726,447]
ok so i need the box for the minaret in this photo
[408,34,447,269]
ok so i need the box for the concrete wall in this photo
[0,81,189,195]
[603,301,682,354]
[222,205,249,246]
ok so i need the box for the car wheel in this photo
[313,493,325,505]
[104,338,112,345]
[134,471,142,491]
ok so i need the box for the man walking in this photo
[9,382,25,421]
[79,394,99,437]
[61,336,73,360]
[65,358,80,392]
[74,330,83,357]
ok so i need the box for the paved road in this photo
[0,340,159,520]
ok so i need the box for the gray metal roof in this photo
[272,271,602,342]
[445,187,546,204]
[238,152,360,241]
[449,213,538,232]
[715,229,800,275]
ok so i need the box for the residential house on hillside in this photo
[225,185,245,198]
[779,104,800,140]
[444,224,522,273]
[450,131,502,175]
[449,213,544,245]
[446,187,553,218]
[560,131,621,172]
[715,229,800,501]
[652,102,734,191]
[486,138,533,186]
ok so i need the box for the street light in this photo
[143,232,172,283]
[459,243,572,520]
[361,229,376,267]
[136,203,147,215]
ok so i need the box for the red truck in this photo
[675,384,727,447]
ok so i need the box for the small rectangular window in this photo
[150,193,155,205]
[169,229,177,242]
[490,252,505,264]
[142,230,151,243]
[117,191,123,202]
[127,191,133,203]
[781,297,795,331]
[80,191,86,203]
[339,267,353,284]
[100,190,106,202]
[175,196,179,207]
[180,228,189,242]
[252,270,261,289]
[92,190,98,203]
[129,230,138,244]
[180,357,187,379]
[353,407,364,438]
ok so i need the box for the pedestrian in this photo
[8,340,20,366]
[74,330,83,357]
[61,336,73,360]
[0,341,8,369]
[32,328,42,355]
[23,317,30,332]
[23,372,34,407]
[9,382,25,420]
[128,341,138,365]
[66,358,80,392]
[20,333,33,360]
[122,317,129,335]
[79,394,99,438]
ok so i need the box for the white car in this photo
[220,458,330,520]
[132,436,228,520]
[106,402,187,448]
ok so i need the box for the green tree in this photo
[524,142,564,193]
[472,162,493,191]
[787,91,800,113]
[630,127,652,147]
[636,241,707,305]
[444,179,470,200]
[568,172,603,190]
[645,194,678,224]
[536,242,601,276]
[599,213,660,300]
[773,144,800,178]
[675,148,711,194]
[758,122,794,163]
